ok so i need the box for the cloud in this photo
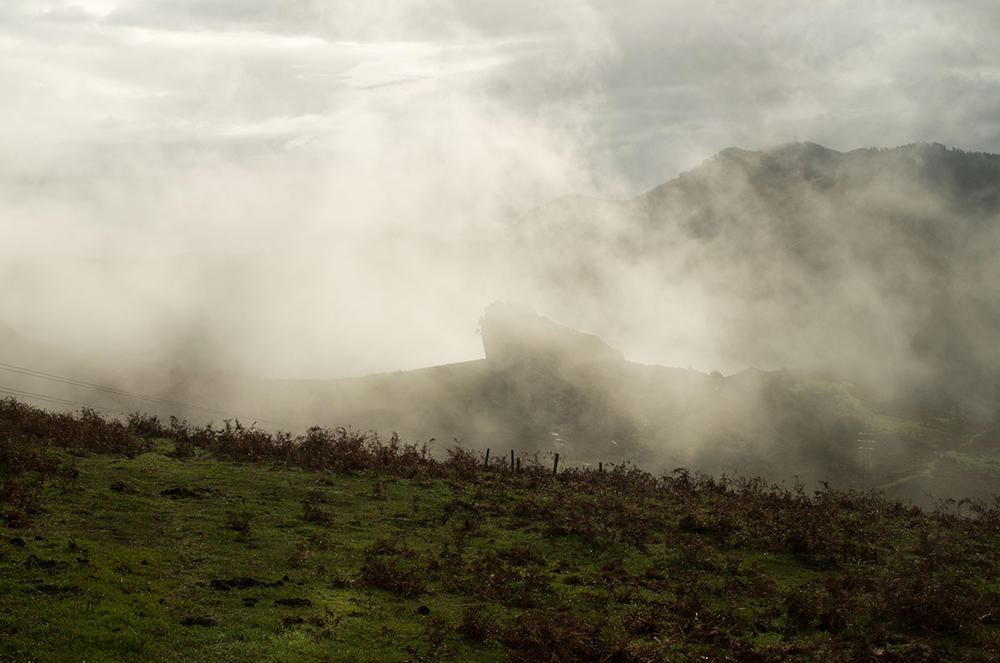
[588,0,1000,186]
[0,1,617,378]
[1,0,999,378]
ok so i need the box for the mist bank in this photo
[5,141,1000,503]
[6,141,999,404]
[514,142,1000,417]
[5,302,998,506]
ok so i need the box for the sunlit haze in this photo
[3,1,1000,377]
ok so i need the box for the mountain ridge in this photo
[514,141,1000,417]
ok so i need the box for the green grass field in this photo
[3,442,505,662]
[2,399,1000,662]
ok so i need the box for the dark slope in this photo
[269,304,960,499]
[3,303,996,502]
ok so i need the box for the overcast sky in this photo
[3,0,1000,376]
[5,1,998,188]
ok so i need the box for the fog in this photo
[1,2,612,376]
[3,0,1000,382]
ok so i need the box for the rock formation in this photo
[479,302,625,368]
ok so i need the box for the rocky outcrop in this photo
[480,302,624,368]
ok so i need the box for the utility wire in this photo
[0,361,170,403]
[0,385,127,415]
[0,360,237,413]
[0,361,296,429]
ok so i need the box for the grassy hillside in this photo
[2,398,1000,662]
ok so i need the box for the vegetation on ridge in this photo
[2,397,1000,661]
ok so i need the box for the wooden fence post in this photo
[510,449,515,473]
[484,448,490,468]
[553,453,560,475]
[598,462,602,473]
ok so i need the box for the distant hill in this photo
[273,304,992,502]
[515,143,1000,418]
[3,302,998,502]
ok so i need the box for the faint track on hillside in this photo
[877,427,993,491]
[878,458,938,491]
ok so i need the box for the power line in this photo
[0,360,232,413]
[0,361,175,405]
[0,385,127,415]
[0,361,295,429]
